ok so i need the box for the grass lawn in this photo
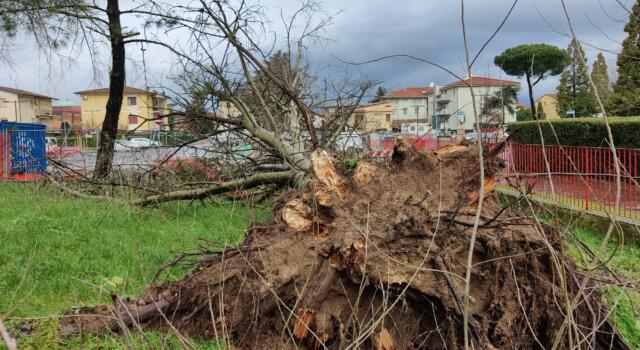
[570,227,640,348]
[0,182,269,349]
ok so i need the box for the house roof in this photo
[382,87,433,99]
[0,86,55,99]
[52,105,81,112]
[442,76,520,90]
[74,86,153,95]
[535,93,557,103]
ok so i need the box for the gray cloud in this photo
[0,0,631,105]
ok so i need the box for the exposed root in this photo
[60,146,631,349]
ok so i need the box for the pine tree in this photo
[537,101,546,119]
[610,1,640,116]
[590,52,611,107]
[556,38,597,117]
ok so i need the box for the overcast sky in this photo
[0,0,632,105]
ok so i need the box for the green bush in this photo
[507,117,640,148]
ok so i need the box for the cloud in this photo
[0,0,630,106]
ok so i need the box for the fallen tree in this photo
[60,145,631,349]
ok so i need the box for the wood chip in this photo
[375,327,397,350]
[293,308,315,340]
[282,198,312,231]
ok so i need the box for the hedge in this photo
[507,117,640,149]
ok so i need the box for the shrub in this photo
[507,117,640,149]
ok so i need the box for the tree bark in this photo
[93,0,126,181]
[131,170,299,206]
[526,72,537,120]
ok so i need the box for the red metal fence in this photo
[499,143,640,221]
[364,134,640,220]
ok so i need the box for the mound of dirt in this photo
[60,145,630,349]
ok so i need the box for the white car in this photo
[335,132,364,152]
[115,137,160,150]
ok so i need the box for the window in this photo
[415,107,419,115]
[385,114,391,122]
[127,96,137,106]
[128,114,138,124]
[152,97,164,109]
[403,108,408,115]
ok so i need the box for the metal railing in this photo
[499,143,640,221]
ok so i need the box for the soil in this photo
[60,144,631,349]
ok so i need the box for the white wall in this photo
[383,97,430,122]
[434,85,518,134]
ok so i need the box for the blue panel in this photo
[0,122,47,174]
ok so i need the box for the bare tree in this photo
[127,0,371,205]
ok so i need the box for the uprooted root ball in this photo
[60,145,630,349]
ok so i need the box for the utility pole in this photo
[429,82,437,135]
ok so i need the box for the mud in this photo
[60,145,630,349]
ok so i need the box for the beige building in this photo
[536,93,560,119]
[0,86,55,124]
[353,102,395,132]
[75,86,169,131]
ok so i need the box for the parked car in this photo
[114,137,160,151]
[335,132,364,152]
[45,137,57,151]
[465,132,477,141]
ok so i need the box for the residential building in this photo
[219,100,242,118]
[433,76,520,135]
[0,86,55,124]
[52,102,82,131]
[352,102,394,132]
[536,93,560,119]
[75,86,170,132]
[378,87,433,129]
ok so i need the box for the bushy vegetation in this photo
[507,117,640,148]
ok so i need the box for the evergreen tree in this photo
[610,1,640,116]
[537,101,546,119]
[590,52,611,107]
[556,38,597,117]
[369,86,387,102]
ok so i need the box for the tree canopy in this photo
[591,52,611,106]
[556,39,597,117]
[494,44,569,79]
[494,44,569,119]
[610,1,640,116]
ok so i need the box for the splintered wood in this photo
[311,149,347,202]
[282,198,313,231]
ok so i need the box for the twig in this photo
[0,317,17,350]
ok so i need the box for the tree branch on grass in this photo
[131,170,299,206]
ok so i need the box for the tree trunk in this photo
[131,170,299,206]
[526,72,537,120]
[93,0,126,181]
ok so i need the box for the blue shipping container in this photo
[0,122,47,176]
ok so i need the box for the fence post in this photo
[584,147,589,210]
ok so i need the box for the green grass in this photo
[570,227,640,348]
[0,182,268,349]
